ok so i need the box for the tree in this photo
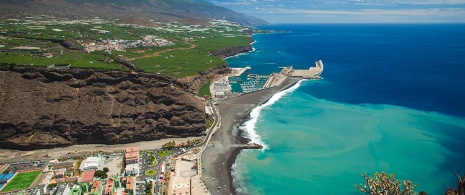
[121,157,126,175]
[446,166,465,195]
[162,140,176,150]
[103,167,109,173]
[355,172,418,195]
[95,170,107,179]
[47,183,59,189]
[145,181,153,195]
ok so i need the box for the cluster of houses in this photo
[0,146,158,195]
[82,35,174,53]
[32,175,141,195]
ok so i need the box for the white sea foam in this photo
[240,80,304,149]
[231,159,248,195]
[224,49,253,60]
[223,44,257,60]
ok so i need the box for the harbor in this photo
[210,60,324,100]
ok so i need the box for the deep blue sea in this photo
[226,24,465,194]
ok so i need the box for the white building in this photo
[125,164,139,176]
[83,157,100,170]
[214,91,225,98]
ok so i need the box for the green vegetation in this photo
[145,180,153,195]
[1,171,41,192]
[1,18,254,77]
[191,138,203,145]
[197,80,211,97]
[206,118,214,129]
[148,153,158,166]
[156,150,171,158]
[161,141,176,150]
[120,157,126,175]
[355,172,418,195]
[145,170,157,176]
[0,51,122,70]
[94,170,107,179]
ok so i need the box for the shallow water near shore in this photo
[233,86,465,194]
[228,24,465,194]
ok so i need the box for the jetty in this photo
[281,60,324,79]
[263,60,324,88]
[237,143,264,150]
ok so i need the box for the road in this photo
[198,100,219,148]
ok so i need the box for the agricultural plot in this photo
[1,18,255,77]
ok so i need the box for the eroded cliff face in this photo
[209,45,253,60]
[0,67,206,150]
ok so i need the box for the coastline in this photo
[201,77,301,195]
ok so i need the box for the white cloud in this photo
[247,7,465,16]
[206,0,465,23]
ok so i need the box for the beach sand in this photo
[201,77,300,195]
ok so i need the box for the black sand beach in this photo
[201,77,301,195]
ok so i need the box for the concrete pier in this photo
[285,60,324,79]
[264,60,324,88]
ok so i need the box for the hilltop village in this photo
[82,35,175,53]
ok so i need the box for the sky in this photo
[205,0,465,23]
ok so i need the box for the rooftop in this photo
[125,147,139,153]
[80,170,95,183]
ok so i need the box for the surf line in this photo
[240,79,304,149]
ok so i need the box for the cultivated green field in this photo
[197,80,212,97]
[1,171,41,192]
[0,17,253,77]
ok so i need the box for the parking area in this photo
[106,156,122,178]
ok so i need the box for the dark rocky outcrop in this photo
[240,143,263,150]
[210,45,253,60]
[180,64,231,93]
[60,40,84,50]
[0,67,206,150]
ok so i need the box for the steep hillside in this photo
[0,67,207,150]
[0,0,268,26]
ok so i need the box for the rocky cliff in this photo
[210,45,253,60]
[0,67,206,150]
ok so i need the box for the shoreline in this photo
[201,77,301,195]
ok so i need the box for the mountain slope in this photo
[0,0,268,26]
[0,67,207,150]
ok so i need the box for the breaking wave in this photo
[239,80,304,149]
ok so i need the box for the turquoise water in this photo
[229,74,269,93]
[229,24,465,194]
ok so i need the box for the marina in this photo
[210,60,324,100]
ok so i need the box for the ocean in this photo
[226,24,465,194]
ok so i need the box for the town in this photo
[82,35,175,53]
[0,137,207,195]
[0,13,272,195]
